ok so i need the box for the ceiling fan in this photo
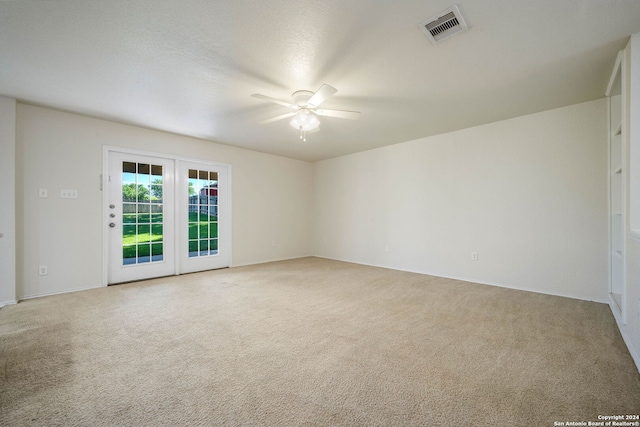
[251,84,361,141]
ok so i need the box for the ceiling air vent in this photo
[419,5,468,43]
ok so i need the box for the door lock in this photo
[109,222,116,228]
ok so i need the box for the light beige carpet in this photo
[1,257,639,426]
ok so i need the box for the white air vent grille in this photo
[419,5,468,43]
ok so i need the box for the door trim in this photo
[102,146,233,286]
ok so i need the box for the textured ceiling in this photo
[2,0,640,162]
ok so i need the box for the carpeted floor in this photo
[1,257,639,426]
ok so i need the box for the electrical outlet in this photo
[471,252,478,261]
[38,265,48,276]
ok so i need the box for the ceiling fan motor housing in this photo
[292,90,314,107]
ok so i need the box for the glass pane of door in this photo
[121,161,165,265]
[187,169,218,258]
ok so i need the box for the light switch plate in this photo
[60,189,78,199]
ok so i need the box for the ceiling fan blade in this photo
[259,112,297,124]
[315,108,361,120]
[251,93,298,109]
[307,84,337,108]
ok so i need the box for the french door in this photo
[106,150,230,284]
[178,161,230,274]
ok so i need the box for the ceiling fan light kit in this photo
[289,109,320,142]
[252,84,361,142]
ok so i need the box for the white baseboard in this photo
[19,284,103,301]
[313,255,608,304]
[0,299,17,308]
[231,254,312,268]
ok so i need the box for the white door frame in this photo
[102,146,232,286]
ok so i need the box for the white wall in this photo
[9,98,612,305]
[0,96,17,306]
[16,104,313,299]
[314,99,608,302]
